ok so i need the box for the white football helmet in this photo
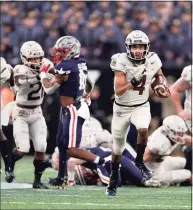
[125,30,150,61]
[80,117,103,148]
[162,115,188,144]
[20,41,44,70]
[52,36,81,63]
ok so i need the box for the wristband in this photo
[130,78,139,86]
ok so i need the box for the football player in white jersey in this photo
[170,65,192,134]
[144,115,192,185]
[0,57,15,183]
[106,30,170,196]
[10,41,54,189]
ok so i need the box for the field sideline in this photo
[1,156,192,210]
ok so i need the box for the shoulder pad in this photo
[1,67,11,83]
[181,65,192,82]
[148,128,171,155]
[13,65,28,76]
[55,61,73,74]
[111,53,128,72]
[147,52,162,72]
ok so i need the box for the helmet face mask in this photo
[125,30,150,62]
[20,41,44,71]
[52,36,81,64]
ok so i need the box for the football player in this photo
[144,115,192,185]
[52,142,161,188]
[170,65,192,134]
[170,65,192,173]
[0,57,15,183]
[39,36,108,188]
[106,30,170,196]
[10,41,54,189]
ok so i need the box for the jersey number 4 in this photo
[28,82,44,100]
[133,75,146,95]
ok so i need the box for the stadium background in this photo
[0,1,192,153]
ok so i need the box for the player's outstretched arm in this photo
[40,64,68,94]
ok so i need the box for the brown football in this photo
[151,76,166,94]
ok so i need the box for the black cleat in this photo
[136,161,152,180]
[5,171,15,183]
[33,181,49,189]
[49,177,66,189]
[105,170,119,196]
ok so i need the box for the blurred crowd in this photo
[0,1,191,152]
[1,1,191,67]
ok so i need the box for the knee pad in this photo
[17,142,30,153]
[113,137,126,155]
[34,142,47,153]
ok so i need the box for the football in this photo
[151,76,166,95]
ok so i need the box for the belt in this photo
[115,100,148,107]
[16,103,39,109]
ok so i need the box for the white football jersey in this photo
[147,126,177,156]
[13,65,44,106]
[181,65,192,114]
[111,52,162,106]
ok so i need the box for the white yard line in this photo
[1,201,191,209]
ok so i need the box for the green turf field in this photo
[1,156,192,209]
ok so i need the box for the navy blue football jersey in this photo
[55,58,87,100]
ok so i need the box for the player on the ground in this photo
[0,57,15,183]
[10,41,53,189]
[144,115,192,185]
[51,142,161,187]
[106,30,170,196]
[170,65,192,133]
[39,36,108,188]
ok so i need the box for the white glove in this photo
[133,64,146,82]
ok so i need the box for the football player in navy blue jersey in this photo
[39,36,106,188]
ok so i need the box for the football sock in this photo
[112,161,120,172]
[33,159,46,182]
[58,148,68,179]
[10,148,24,171]
[0,140,10,171]
[135,144,146,162]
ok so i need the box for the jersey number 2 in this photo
[133,75,146,95]
[27,82,44,100]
